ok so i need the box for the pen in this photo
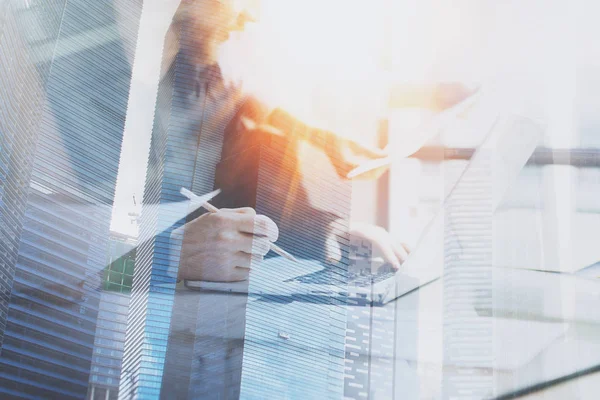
[180,188,299,263]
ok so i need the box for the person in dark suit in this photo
[155,2,476,397]
[163,0,475,283]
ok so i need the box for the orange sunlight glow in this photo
[218,0,391,141]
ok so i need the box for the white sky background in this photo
[110,0,179,237]
[110,0,600,237]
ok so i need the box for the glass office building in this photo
[0,1,141,399]
[441,142,494,398]
[0,0,55,352]
[119,4,249,395]
[119,15,213,400]
[88,233,136,400]
[343,238,397,399]
[218,109,352,399]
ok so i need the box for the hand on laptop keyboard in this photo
[344,222,410,271]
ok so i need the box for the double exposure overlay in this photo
[1,1,600,399]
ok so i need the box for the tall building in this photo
[120,5,246,396]
[0,0,57,353]
[442,140,494,398]
[88,232,137,400]
[342,239,399,400]
[0,1,142,399]
[212,106,352,398]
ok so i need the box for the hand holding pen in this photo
[175,188,283,282]
[181,188,297,276]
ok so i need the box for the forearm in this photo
[267,108,335,151]
[388,83,438,109]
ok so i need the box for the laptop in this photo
[186,114,543,305]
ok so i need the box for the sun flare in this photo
[218,0,392,141]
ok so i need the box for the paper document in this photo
[576,261,600,279]
[347,89,482,178]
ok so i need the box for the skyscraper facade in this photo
[342,238,399,400]
[119,15,242,399]
[442,139,493,398]
[214,106,352,398]
[0,0,57,353]
[88,232,137,400]
[0,1,142,399]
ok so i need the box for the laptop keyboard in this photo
[289,268,396,288]
[289,239,397,287]
[350,270,396,287]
